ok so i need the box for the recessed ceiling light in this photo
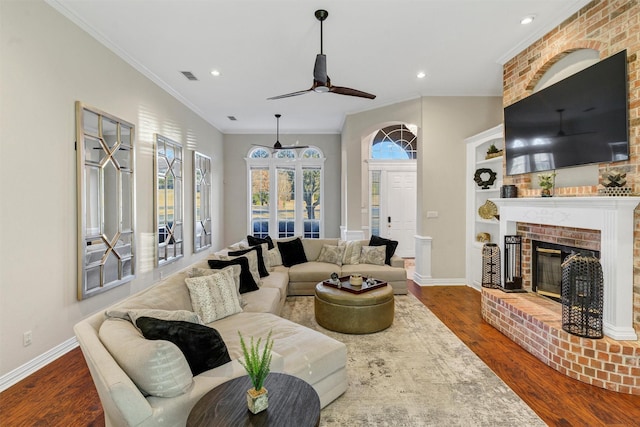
[417,71,426,79]
[211,69,221,77]
[520,15,535,25]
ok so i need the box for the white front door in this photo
[369,161,417,258]
[385,171,416,257]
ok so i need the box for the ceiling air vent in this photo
[227,116,237,121]
[180,71,198,81]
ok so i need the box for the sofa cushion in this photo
[136,317,231,376]
[268,247,283,269]
[288,261,339,283]
[316,244,345,266]
[229,245,269,278]
[99,318,193,397]
[339,240,362,265]
[277,238,308,267]
[369,235,399,265]
[360,245,386,265]
[247,235,275,250]
[185,269,243,323]
[208,257,259,294]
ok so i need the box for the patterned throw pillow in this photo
[339,240,362,265]
[215,250,261,285]
[316,244,345,266]
[189,265,245,307]
[360,245,386,266]
[185,268,243,323]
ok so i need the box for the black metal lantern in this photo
[561,252,604,339]
[482,243,501,288]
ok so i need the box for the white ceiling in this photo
[47,0,590,134]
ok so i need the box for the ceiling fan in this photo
[267,9,376,101]
[254,114,309,151]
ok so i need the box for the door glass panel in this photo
[303,167,321,238]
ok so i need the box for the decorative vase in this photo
[247,387,268,414]
[541,188,552,197]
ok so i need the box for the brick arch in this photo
[524,41,605,94]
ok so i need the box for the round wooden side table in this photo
[187,373,320,427]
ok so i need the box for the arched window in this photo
[371,124,417,159]
[246,146,325,239]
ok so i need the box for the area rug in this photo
[281,294,545,426]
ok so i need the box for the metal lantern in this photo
[482,243,501,288]
[504,235,522,290]
[561,252,604,339]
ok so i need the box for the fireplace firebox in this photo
[532,240,600,301]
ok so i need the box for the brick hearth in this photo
[482,289,640,394]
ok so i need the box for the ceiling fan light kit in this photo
[268,9,376,101]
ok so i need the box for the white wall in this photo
[223,133,342,244]
[0,1,224,380]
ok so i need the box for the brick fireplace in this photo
[483,196,640,394]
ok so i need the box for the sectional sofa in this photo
[74,237,407,426]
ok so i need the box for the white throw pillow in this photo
[339,240,362,265]
[316,244,345,266]
[189,265,245,307]
[268,247,283,269]
[99,319,193,397]
[360,245,386,266]
[185,268,243,323]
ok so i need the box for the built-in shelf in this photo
[465,124,504,290]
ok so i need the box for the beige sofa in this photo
[225,238,408,296]
[74,257,348,427]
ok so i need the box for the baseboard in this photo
[413,276,467,286]
[0,337,78,392]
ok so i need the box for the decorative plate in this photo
[478,200,498,220]
[474,168,497,189]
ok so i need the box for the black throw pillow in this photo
[277,238,308,267]
[369,235,399,265]
[229,246,269,278]
[208,257,259,293]
[136,317,231,376]
[247,235,274,250]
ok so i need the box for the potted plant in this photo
[238,331,274,414]
[485,144,503,159]
[538,172,556,197]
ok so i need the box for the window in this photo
[371,124,417,159]
[247,147,325,238]
[155,134,183,265]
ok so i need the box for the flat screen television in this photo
[504,50,628,176]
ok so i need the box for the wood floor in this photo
[2,284,639,426]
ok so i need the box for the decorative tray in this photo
[322,276,387,294]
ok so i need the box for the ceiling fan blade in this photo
[329,86,376,99]
[279,145,309,150]
[313,54,327,85]
[267,88,312,100]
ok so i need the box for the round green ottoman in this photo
[314,283,394,334]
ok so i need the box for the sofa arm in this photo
[390,255,405,269]
[74,321,154,427]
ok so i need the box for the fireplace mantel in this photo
[492,196,640,340]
